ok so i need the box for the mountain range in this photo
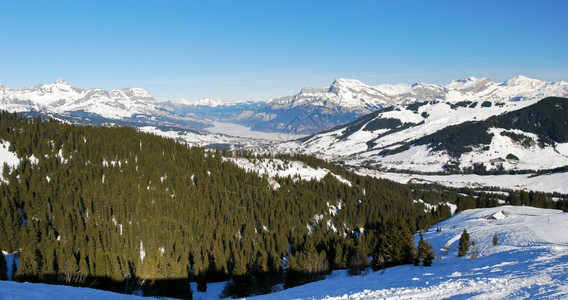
[4,75,567,136]
[0,78,209,129]
[1,75,568,180]
[162,75,568,135]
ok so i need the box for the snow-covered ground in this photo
[0,281,144,299]
[0,141,20,182]
[224,157,352,189]
[2,206,566,299]
[356,168,568,195]
[251,205,568,299]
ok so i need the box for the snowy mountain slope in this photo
[250,206,568,299]
[280,96,568,176]
[0,79,210,129]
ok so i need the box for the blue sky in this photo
[1,0,567,102]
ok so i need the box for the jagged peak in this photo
[332,78,365,85]
[118,87,154,100]
[411,81,426,88]
[328,78,369,94]
[53,78,70,86]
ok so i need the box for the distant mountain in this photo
[0,79,210,129]
[161,99,263,124]
[170,76,568,135]
[2,76,567,138]
[280,96,568,175]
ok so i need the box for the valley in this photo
[0,75,567,299]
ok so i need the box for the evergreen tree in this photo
[492,233,499,246]
[416,232,435,266]
[458,229,470,257]
[347,242,368,276]
[222,253,250,298]
[373,218,415,269]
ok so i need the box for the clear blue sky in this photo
[1,0,567,102]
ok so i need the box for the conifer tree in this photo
[458,229,470,257]
[348,242,369,276]
[373,218,415,269]
[492,233,499,246]
[417,232,435,266]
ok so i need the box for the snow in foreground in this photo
[0,281,144,299]
[1,206,567,299]
[252,206,568,300]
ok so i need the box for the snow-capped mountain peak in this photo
[0,80,160,119]
[500,75,544,87]
[328,78,368,93]
[53,78,70,86]
[119,87,155,101]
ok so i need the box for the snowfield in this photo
[251,206,568,300]
[356,168,568,195]
[0,281,144,299]
[224,157,352,189]
[0,141,19,182]
[2,206,566,299]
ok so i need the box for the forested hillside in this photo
[0,112,474,297]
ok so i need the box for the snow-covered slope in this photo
[251,206,568,299]
[280,96,568,178]
[224,157,352,190]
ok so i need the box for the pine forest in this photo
[0,111,565,298]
